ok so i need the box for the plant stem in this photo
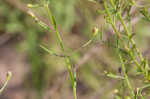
[103,0,143,71]
[103,0,120,38]
[117,12,144,62]
[110,0,144,65]
[0,72,12,95]
[118,53,135,98]
[44,3,77,99]
[110,0,143,62]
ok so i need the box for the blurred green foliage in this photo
[1,0,150,99]
[50,0,76,31]
[0,0,48,97]
[0,1,24,33]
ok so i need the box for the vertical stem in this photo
[118,53,135,98]
[44,3,77,99]
[104,1,136,97]
[117,12,144,70]
[111,0,143,62]
[104,0,143,71]
[103,0,120,38]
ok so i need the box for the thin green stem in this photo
[45,4,64,51]
[103,1,120,38]
[128,50,141,69]
[40,45,66,57]
[110,0,143,65]
[104,0,143,71]
[117,12,144,62]
[110,0,116,9]
[44,3,77,99]
[0,72,12,95]
[118,53,135,98]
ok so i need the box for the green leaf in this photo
[106,73,124,79]
[51,15,57,29]
[40,45,64,57]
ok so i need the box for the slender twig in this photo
[103,0,146,72]
[118,52,135,98]
[28,2,77,99]
[0,71,12,95]
[44,3,77,99]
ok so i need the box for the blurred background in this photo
[0,0,150,99]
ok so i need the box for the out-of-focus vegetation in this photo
[0,0,150,99]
